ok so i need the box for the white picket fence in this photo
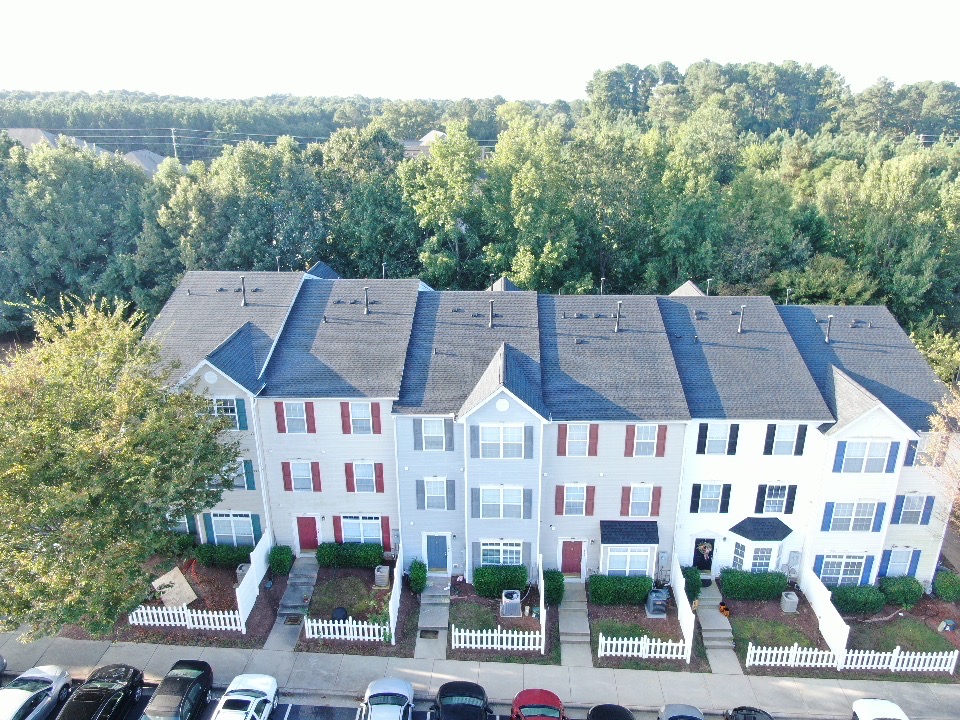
[304,616,388,642]
[598,633,686,660]
[128,604,245,633]
[747,642,959,674]
[451,624,545,653]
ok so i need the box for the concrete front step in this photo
[560,635,591,645]
[701,627,734,637]
[704,641,736,650]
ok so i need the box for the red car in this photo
[511,690,568,720]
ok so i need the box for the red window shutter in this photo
[588,424,599,456]
[345,463,356,492]
[557,424,567,456]
[275,402,287,433]
[624,425,636,457]
[586,486,596,516]
[310,462,322,492]
[305,402,316,433]
[620,486,631,516]
[372,402,382,434]
[555,486,565,515]
[655,425,667,457]
[281,462,293,492]
[651,486,662,516]
[340,402,351,434]
[381,516,392,551]
[333,516,343,544]
[374,463,385,493]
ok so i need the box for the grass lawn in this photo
[449,600,497,630]
[309,573,387,620]
[849,618,956,653]
[730,617,816,661]
[447,599,560,665]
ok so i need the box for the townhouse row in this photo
[148,268,952,589]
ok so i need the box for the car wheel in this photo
[134,685,142,702]
[58,683,72,702]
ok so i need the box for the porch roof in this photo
[599,520,659,545]
[729,516,793,542]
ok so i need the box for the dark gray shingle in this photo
[728,516,793,542]
[600,520,660,545]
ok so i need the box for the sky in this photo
[3,0,959,101]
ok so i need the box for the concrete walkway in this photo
[696,580,742,676]
[414,577,450,660]
[558,583,592,667]
[3,629,960,719]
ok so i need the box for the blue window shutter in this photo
[832,442,846,472]
[470,426,480,458]
[885,442,900,473]
[891,495,904,524]
[203,513,215,544]
[236,399,248,431]
[908,549,921,577]
[878,550,891,577]
[921,496,935,525]
[872,502,886,532]
[904,440,918,467]
[814,555,824,576]
[243,460,255,490]
[821,502,834,531]
[251,514,263,544]
[860,555,874,585]
[186,515,198,536]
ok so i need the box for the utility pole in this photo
[170,128,178,161]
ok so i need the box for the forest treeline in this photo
[3,60,960,376]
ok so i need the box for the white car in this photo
[211,674,279,720]
[358,678,415,720]
[851,699,910,720]
[0,665,72,720]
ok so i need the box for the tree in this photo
[0,299,239,638]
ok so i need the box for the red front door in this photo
[297,517,318,552]
[561,541,582,575]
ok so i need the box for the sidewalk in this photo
[2,629,959,720]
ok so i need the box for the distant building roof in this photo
[305,261,341,279]
[123,149,170,177]
[600,520,660,545]
[669,280,706,297]
[420,130,447,144]
[488,276,521,292]
[3,128,176,175]
[729,516,794,542]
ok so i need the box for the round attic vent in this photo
[495,399,510,412]
[204,371,219,384]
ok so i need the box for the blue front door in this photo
[427,535,448,572]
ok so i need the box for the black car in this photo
[141,660,213,720]
[432,682,492,720]
[54,664,143,720]
[587,706,635,720]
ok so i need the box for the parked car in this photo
[432,681,491,720]
[723,708,774,720]
[851,699,910,720]
[141,660,213,720]
[587,706,635,720]
[658,706,705,720]
[54,664,143,720]
[0,665,72,720]
[511,690,567,720]
[210,675,279,720]
[359,678,415,720]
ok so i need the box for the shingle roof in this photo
[488,276,521,292]
[658,296,833,420]
[669,280,706,297]
[538,296,690,422]
[600,520,660,545]
[306,261,341,279]
[394,291,543,415]
[779,305,947,432]
[729,516,793,542]
[206,323,264,393]
[458,343,547,418]
[260,278,421,398]
[146,271,305,384]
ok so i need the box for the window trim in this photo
[629,485,653,517]
[633,424,657,456]
[566,423,590,457]
[819,554,865,587]
[772,424,798,455]
[211,512,254,547]
[698,483,723,513]
[479,485,524,519]
[830,501,877,532]
[424,476,447,510]
[350,402,373,435]
[352,462,376,493]
[563,484,587,516]
[211,398,239,430]
[842,440,890,473]
[898,495,925,525]
[284,401,307,434]
[422,418,446,451]
[341,514,382,544]
[479,423,525,460]
[480,540,523,566]
[885,548,913,577]
[288,462,313,492]
[763,484,788,514]
[605,545,652,577]
[705,423,730,455]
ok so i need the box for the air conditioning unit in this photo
[374,565,390,588]
[500,589,522,617]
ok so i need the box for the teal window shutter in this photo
[186,515,198,536]
[252,514,263,544]
[236,399,248,431]
[243,459,256,490]
[202,513,216,544]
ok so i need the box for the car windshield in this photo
[8,679,51,693]
[84,681,124,690]
[142,714,179,720]
[441,696,485,707]
[223,699,252,711]
[168,668,204,679]
[522,707,561,718]
[369,694,408,707]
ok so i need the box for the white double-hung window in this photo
[422,418,446,450]
[480,425,524,459]
[566,424,590,456]
[424,477,447,510]
[606,547,651,576]
[480,487,523,518]
[763,485,788,514]
[284,402,307,433]
[842,441,889,473]
[564,485,586,515]
[351,402,372,434]
[630,486,653,517]
[342,515,381,543]
[211,399,239,430]
[830,502,876,531]
[898,496,925,525]
[481,541,522,565]
[706,423,729,454]
[772,424,798,455]
[634,424,657,456]
[819,555,864,586]
[212,512,254,546]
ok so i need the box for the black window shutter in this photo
[446,478,456,510]
[444,419,455,451]
[413,419,423,451]
[785,485,797,514]
[794,425,807,456]
[416,479,426,509]
[696,423,708,454]
[690,484,702,513]
[726,424,739,455]
[720,484,732,513]
[470,426,480,458]
[763,425,776,455]
[755,485,767,514]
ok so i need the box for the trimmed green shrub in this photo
[193,544,250,569]
[934,570,960,602]
[682,565,702,603]
[719,569,788,601]
[315,542,384,568]
[408,559,427,594]
[172,533,197,556]
[831,585,885,614]
[587,574,654,605]
[473,565,529,599]
[878,575,924,609]
[268,545,294,575]
[543,570,565,606]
